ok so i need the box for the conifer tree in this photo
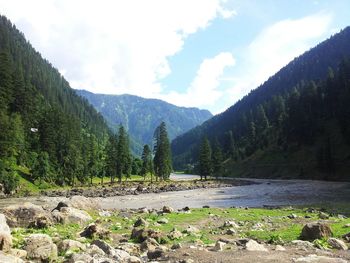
[116,125,131,182]
[199,137,212,180]
[153,122,172,181]
[212,138,223,179]
[141,144,152,181]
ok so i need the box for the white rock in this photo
[245,240,268,252]
[275,245,286,251]
[0,251,23,263]
[213,241,226,251]
[57,207,92,224]
[294,254,347,263]
[24,234,57,261]
[327,238,348,250]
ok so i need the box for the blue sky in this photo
[1,0,349,114]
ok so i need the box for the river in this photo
[1,176,349,210]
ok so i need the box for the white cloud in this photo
[0,0,235,99]
[228,13,333,106]
[161,52,235,109]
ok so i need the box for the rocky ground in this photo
[39,179,253,198]
[0,195,349,262]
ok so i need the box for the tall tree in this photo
[212,138,223,179]
[116,125,131,182]
[105,134,118,183]
[199,137,212,180]
[141,144,152,181]
[153,122,172,181]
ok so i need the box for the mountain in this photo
[171,27,350,181]
[0,16,110,190]
[76,89,212,155]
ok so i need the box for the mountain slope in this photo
[0,16,110,189]
[171,27,350,180]
[76,90,212,154]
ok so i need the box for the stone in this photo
[294,254,347,263]
[183,225,200,234]
[127,256,142,263]
[134,218,148,227]
[86,244,105,256]
[275,245,286,251]
[3,203,52,228]
[342,232,350,241]
[171,243,182,249]
[51,201,69,212]
[98,210,112,217]
[245,240,268,252]
[168,228,183,240]
[223,221,239,228]
[68,195,100,210]
[0,251,23,263]
[90,239,114,255]
[131,228,148,242]
[54,207,92,225]
[319,212,330,219]
[182,207,191,212]
[58,239,86,253]
[157,218,169,224]
[65,253,93,263]
[140,238,159,252]
[24,234,57,262]
[162,206,174,213]
[147,248,164,260]
[0,213,12,252]
[226,228,236,235]
[288,214,298,219]
[9,249,27,259]
[213,241,225,251]
[116,242,140,255]
[343,223,350,228]
[79,223,110,239]
[300,222,333,241]
[327,238,348,250]
[291,240,315,249]
[91,239,131,261]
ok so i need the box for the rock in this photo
[58,239,86,253]
[86,244,105,256]
[3,202,52,228]
[319,212,330,219]
[9,249,27,259]
[116,242,140,255]
[168,228,183,240]
[275,245,286,251]
[68,195,100,210]
[171,243,182,249]
[162,206,174,213]
[24,234,57,262]
[90,239,114,255]
[54,207,92,225]
[0,251,23,263]
[226,228,236,235]
[343,223,350,228]
[183,225,200,235]
[327,238,348,250]
[134,218,148,227]
[98,210,112,217]
[157,218,168,224]
[182,207,191,212]
[65,253,93,263]
[127,256,142,263]
[245,240,268,252]
[147,248,164,260]
[294,254,347,263]
[0,214,12,252]
[342,232,350,241]
[140,238,159,252]
[291,240,315,249]
[180,259,194,263]
[91,239,131,261]
[51,201,69,212]
[223,221,239,228]
[131,228,148,242]
[79,223,110,239]
[252,222,264,231]
[288,214,298,219]
[203,205,210,208]
[300,222,333,241]
[213,241,226,251]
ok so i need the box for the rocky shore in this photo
[40,179,254,198]
[0,195,350,262]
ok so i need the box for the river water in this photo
[1,176,349,210]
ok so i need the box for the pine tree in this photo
[212,138,223,179]
[116,125,131,182]
[141,144,152,181]
[106,134,118,183]
[153,122,172,181]
[199,137,212,180]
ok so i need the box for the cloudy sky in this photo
[1,0,349,114]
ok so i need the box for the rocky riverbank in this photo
[0,195,350,262]
[39,179,254,198]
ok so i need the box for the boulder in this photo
[133,218,148,227]
[68,195,100,211]
[53,207,92,224]
[91,239,131,260]
[342,232,350,241]
[116,242,140,255]
[79,223,110,239]
[140,238,159,252]
[24,234,57,262]
[65,253,93,263]
[8,249,27,259]
[157,218,168,224]
[57,239,86,253]
[3,203,52,228]
[0,214,12,252]
[223,220,239,228]
[86,244,105,256]
[183,225,200,235]
[147,248,164,260]
[162,206,174,213]
[291,240,314,249]
[213,241,226,251]
[245,239,268,252]
[294,254,347,263]
[275,245,286,251]
[300,222,333,241]
[0,251,23,263]
[127,256,142,263]
[327,238,348,250]
[167,228,183,240]
[131,228,162,243]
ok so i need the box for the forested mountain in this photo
[0,16,111,191]
[172,27,350,181]
[76,89,212,155]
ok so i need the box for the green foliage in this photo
[153,122,172,180]
[199,137,212,180]
[141,144,153,180]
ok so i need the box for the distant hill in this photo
[171,27,350,181]
[76,90,212,155]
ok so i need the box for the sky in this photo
[0,0,349,114]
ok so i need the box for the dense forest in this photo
[76,90,212,155]
[172,27,350,181]
[0,16,174,194]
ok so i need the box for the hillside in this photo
[171,27,350,181]
[0,16,110,190]
[76,89,212,155]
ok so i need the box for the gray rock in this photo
[168,228,183,240]
[300,222,333,241]
[116,242,140,255]
[0,213,12,252]
[58,239,86,253]
[140,238,159,252]
[226,228,236,235]
[294,254,347,263]
[245,239,268,252]
[68,195,100,210]
[319,212,330,219]
[25,234,57,262]
[275,245,286,251]
[327,238,348,250]
[127,256,142,263]
[162,206,174,213]
[8,249,27,259]
[157,218,168,224]
[212,241,225,251]
[54,207,92,225]
[134,218,148,227]
[171,243,182,249]
[65,252,93,263]
[79,223,110,239]
[86,244,105,256]
[3,202,52,228]
[0,251,24,263]
[183,225,200,234]
[291,240,315,249]
[90,240,131,260]
[223,220,239,228]
[147,248,164,260]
